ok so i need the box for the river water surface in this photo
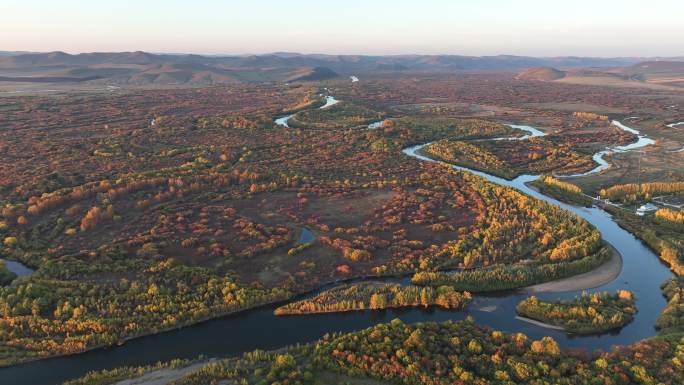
[0,259,33,277]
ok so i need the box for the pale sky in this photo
[2,0,683,57]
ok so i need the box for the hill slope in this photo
[285,66,338,82]
[516,67,566,81]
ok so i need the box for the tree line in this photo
[274,282,471,315]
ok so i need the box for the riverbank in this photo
[525,245,622,293]
[514,316,565,331]
[0,243,623,371]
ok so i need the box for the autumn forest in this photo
[0,65,683,385]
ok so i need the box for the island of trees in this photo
[516,291,636,334]
[286,102,385,129]
[423,137,595,179]
[274,282,471,315]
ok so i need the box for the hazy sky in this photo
[2,0,683,57]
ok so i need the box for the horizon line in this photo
[2,49,684,60]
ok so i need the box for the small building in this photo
[636,203,658,216]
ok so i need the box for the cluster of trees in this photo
[539,175,583,194]
[72,346,318,385]
[604,205,684,276]
[516,291,636,334]
[571,111,609,128]
[313,318,684,385]
[440,172,605,270]
[532,175,592,207]
[0,262,292,366]
[274,282,471,315]
[287,102,385,130]
[179,349,314,385]
[572,112,608,121]
[79,205,115,232]
[281,93,326,114]
[194,113,275,130]
[601,182,684,204]
[424,137,594,180]
[655,208,684,227]
[412,247,610,292]
[484,137,594,176]
[425,139,513,178]
[657,276,684,333]
[385,116,519,142]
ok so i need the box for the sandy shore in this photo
[525,245,622,293]
[515,316,565,331]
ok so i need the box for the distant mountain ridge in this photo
[514,61,684,88]
[1,51,682,86]
[0,51,664,71]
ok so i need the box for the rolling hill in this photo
[0,51,681,86]
[516,67,566,81]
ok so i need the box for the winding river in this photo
[0,110,673,385]
[274,96,339,128]
[561,121,655,178]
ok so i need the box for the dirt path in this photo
[525,245,623,293]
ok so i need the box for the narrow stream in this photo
[274,96,339,128]
[0,259,34,277]
[0,109,673,385]
[561,120,655,178]
[319,95,339,109]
